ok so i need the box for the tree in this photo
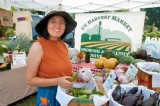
[141,7,160,30]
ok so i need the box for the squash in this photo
[104,59,116,69]
[95,59,104,69]
[108,58,118,65]
[99,57,107,62]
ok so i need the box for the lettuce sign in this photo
[75,12,145,59]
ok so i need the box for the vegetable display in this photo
[111,85,160,106]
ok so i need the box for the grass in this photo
[9,93,37,106]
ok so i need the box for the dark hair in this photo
[42,28,49,39]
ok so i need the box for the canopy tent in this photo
[0,0,160,13]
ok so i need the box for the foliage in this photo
[142,25,160,42]
[0,55,3,60]
[11,6,45,15]
[0,40,9,55]
[0,26,15,37]
[141,7,160,30]
[140,8,160,42]
[9,34,33,53]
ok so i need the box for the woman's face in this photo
[47,16,66,40]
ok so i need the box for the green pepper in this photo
[69,72,79,82]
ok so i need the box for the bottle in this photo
[85,52,90,63]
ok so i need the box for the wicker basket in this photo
[137,68,160,91]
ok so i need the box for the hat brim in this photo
[35,11,77,38]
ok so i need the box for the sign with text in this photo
[103,71,116,91]
[125,64,138,81]
[12,52,26,65]
[75,12,146,59]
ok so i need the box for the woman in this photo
[26,11,77,106]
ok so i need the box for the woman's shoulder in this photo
[30,42,42,52]
[32,41,41,47]
[27,41,43,59]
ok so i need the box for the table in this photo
[72,61,102,73]
[0,66,37,105]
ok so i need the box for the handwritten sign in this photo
[103,71,116,91]
[12,52,26,65]
[125,64,138,81]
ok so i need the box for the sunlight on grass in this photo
[10,94,37,106]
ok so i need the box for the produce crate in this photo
[137,68,160,91]
[0,63,11,72]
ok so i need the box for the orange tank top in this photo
[37,37,72,78]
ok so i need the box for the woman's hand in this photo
[58,76,74,89]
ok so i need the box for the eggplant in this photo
[112,85,121,101]
[123,87,138,98]
[135,89,144,106]
[155,99,160,106]
[142,92,159,106]
[117,91,126,104]
[122,94,139,106]
[127,87,138,94]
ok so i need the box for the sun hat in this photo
[35,10,77,38]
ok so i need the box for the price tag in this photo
[125,64,138,80]
[12,52,26,65]
[103,71,116,91]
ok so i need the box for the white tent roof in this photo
[1,0,160,13]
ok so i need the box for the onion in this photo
[118,74,129,84]
[115,68,124,77]
[78,68,93,82]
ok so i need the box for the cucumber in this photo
[77,95,88,99]
[78,89,92,95]
[68,87,79,97]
